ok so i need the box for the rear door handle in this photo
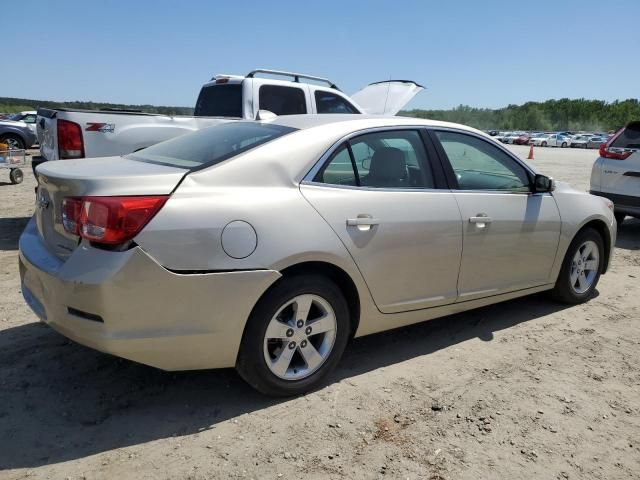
[469,214,493,227]
[346,217,380,227]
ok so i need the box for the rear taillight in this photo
[599,143,633,160]
[62,197,83,235]
[61,196,168,245]
[57,119,85,159]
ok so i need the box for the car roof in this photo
[265,113,483,135]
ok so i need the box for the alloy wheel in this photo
[263,294,337,380]
[569,240,599,294]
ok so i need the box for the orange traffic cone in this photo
[527,145,534,160]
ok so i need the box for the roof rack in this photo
[246,69,340,90]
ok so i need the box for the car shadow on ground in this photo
[0,293,573,470]
[0,216,30,251]
[616,217,640,250]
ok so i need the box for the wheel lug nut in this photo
[288,341,296,349]
[296,320,304,328]
[286,328,294,337]
[300,340,307,348]
[305,326,312,335]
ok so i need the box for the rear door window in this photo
[315,91,359,114]
[194,84,243,118]
[259,85,307,115]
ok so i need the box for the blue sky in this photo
[4,0,639,110]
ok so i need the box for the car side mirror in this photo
[533,174,555,193]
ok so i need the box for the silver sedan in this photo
[19,115,616,396]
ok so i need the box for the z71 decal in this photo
[85,123,115,133]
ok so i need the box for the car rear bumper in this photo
[590,190,640,217]
[18,217,281,370]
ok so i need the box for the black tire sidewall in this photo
[10,169,23,184]
[553,228,604,304]
[236,274,351,397]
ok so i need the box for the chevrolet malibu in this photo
[19,115,616,396]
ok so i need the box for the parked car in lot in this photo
[20,115,615,396]
[571,135,606,149]
[531,133,571,147]
[0,114,38,150]
[590,121,640,224]
[5,111,38,134]
[513,133,531,145]
[36,69,423,162]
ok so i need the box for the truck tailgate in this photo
[36,108,58,161]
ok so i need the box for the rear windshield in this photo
[194,84,243,118]
[611,122,640,149]
[127,122,297,169]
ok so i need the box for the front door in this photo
[431,129,562,301]
[301,129,462,313]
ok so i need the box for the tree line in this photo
[0,97,194,116]
[401,98,640,132]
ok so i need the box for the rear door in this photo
[599,123,640,208]
[430,129,561,301]
[301,128,462,313]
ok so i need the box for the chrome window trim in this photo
[429,126,538,182]
[302,125,438,189]
[301,124,548,196]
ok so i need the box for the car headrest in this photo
[368,147,406,181]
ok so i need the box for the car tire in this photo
[236,274,351,397]
[561,142,567,148]
[615,213,626,225]
[9,168,23,184]
[551,227,603,304]
[0,134,25,150]
[542,141,547,147]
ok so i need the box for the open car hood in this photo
[351,80,424,115]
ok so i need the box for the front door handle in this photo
[469,214,493,227]
[347,215,380,230]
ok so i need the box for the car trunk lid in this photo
[35,156,187,260]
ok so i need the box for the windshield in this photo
[127,122,297,170]
[194,84,243,118]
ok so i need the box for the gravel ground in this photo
[0,146,639,480]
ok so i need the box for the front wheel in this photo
[551,228,603,304]
[541,141,547,147]
[561,142,567,148]
[236,274,351,396]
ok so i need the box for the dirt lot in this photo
[1,147,639,480]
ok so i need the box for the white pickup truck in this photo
[36,69,423,161]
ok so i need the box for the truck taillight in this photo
[61,196,168,245]
[599,143,633,160]
[57,119,85,159]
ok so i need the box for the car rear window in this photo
[194,84,243,118]
[611,122,640,149]
[127,122,297,169]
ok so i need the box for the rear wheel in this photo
[551,228,603,304]
[0,134,25,150]
[561,142,567,148]
[236,274,351,396]
[615,212,626,225]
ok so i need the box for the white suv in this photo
[590,122,640,224]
